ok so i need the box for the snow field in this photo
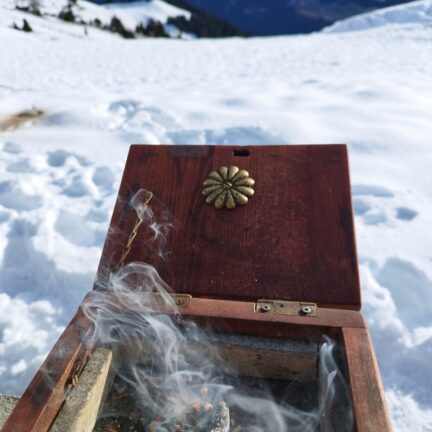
[0,1,432,430]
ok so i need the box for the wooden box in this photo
[2,145,392,432]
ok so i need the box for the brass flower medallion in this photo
[202,166,255,210]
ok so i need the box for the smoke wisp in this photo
[82,190,353,431]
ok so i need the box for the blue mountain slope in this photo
[178,0,415,35]
[89,0,415,35]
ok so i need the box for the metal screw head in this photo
[175,299,183,306]
[260,304,271,312]
[301,305,312,315]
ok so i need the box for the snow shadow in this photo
[0,218,94,316]
[167,126,284,145]
[362,259,432,407]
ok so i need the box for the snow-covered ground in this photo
[0,1,432,430]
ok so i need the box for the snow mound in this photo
[74,0,191,29]
[2,0,191,38]
[325,0,432,33]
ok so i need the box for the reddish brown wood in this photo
[83,291,363,343]
[98,145,361,309]
[85,290,365,328]
[5,145,388,431]
[1,308,92,432]
[85,292,364,332]
[182,297,365,328]
[179,302,346,343]
[343,327,392,432]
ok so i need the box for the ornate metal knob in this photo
[202,166,255,210]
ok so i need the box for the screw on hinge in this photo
[300,305,313,315]
[259,304,271,312]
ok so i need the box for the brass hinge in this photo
[66,344,91,391]
[254,299,317,317]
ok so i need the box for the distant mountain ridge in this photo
[164,0,248,37]
[180,0,416,35]
[92,0,416,35]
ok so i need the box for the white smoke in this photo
[81,190,353,431]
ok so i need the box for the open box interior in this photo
[80,300,354,432]
[93,332,352,431]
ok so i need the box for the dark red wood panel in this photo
[98,145,361,309]
[343,327,392,431]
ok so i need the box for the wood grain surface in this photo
[343,327,392,431]
[98,145,361,309]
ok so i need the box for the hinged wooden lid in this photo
[99,145,361,310]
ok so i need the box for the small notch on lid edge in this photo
[233,148,250,157]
